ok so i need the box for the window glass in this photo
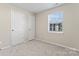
[48,12,64,32]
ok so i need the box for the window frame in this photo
[48,12,64,33]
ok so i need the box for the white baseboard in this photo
[0,45,11,50]
[0,39,34,51]
[35,39,79,52]
[1,39,79,53]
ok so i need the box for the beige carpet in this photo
[0,39,79,56]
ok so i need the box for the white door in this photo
[11,9,28,45]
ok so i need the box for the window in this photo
[48,12,64,33]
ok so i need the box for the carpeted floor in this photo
[0,39,79,56]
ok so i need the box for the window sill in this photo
[48,31,64,33]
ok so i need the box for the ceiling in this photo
[10,3,63,13]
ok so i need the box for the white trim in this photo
[0,45,11,50]
[1,39,79,53]
[48,31,64,33]
[36,39,79,52]
[0,40,29,50]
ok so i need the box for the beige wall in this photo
[0,4,11,48]
[36,4,79,50]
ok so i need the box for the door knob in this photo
[12,29,14,31]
